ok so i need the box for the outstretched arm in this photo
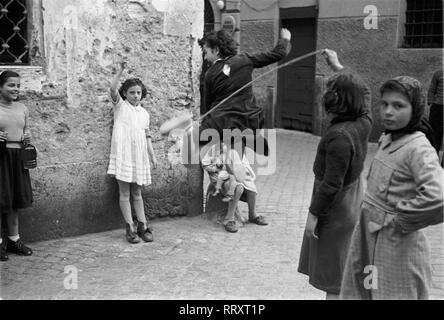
[247,28,292,69]
[323,48,373,123]
[322,48,344,72]
[110,62,126,103]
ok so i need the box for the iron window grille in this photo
[0,0,29,65]
[403,0,443,48]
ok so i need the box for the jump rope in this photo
[199,49,324,122]
[161,49,325,133]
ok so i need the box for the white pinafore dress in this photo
[107,98,152,186]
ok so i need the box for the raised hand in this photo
[322,49,343,72]
[111,61,127,102]
[280,28,291,41]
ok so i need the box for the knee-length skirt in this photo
[0,147,33,213]
[298,177,363,294]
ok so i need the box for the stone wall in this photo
[1,0,204,242]
[316,17,443,141]
[237,0,443,141]
[240,0,278,129]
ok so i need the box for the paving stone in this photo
[0,130,442,300]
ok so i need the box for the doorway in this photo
[277,7,317,132]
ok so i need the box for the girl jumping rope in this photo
[108,62,158,244]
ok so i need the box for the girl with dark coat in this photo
[298,50,373,299]
[198,28,292,156]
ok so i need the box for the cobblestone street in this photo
[1,130,443,300]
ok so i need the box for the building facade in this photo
[1,0,204,242]
[206,0,443,141]
[1,0,442,241]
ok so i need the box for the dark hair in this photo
[324,72,365,119]
[198,30,237,59]
[0,70,20,87]
[118,78,147,100]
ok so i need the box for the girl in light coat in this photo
[340,76,443,300]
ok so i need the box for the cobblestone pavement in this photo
[1,130,443,300]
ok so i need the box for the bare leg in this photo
[4,209,33,255]
[214,175,223,196]
[6,210,19,237]
[245,190,268,226]
[117,180,135,231]
[224,185,244,224]
[225,175,237,197]
[245,190,257,220]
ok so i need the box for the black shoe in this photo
[7,239,33,256]
[126,224,141,244]
[0,241,8,261]
[137,221,154,243]
[224,221,239,233]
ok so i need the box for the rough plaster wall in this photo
[317,17,443,141]
[10,0,204,242]
[240,21,277,124]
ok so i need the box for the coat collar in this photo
[379,131,424,153]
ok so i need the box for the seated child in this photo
[202,143,237,202]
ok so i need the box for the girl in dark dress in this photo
[298,50,373,299]
[198,28,292,156]
[196,29,292,231]
[163,28,291,161]
[0,71,34,262]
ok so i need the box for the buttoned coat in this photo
[341,131,444,300]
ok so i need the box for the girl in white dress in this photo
[108,62,158,244]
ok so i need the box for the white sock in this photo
[0,238,2,244]
[8,235,20,242]
[133,198,146,227]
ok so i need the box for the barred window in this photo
[403,0,443,48]
[0,0,29,65]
